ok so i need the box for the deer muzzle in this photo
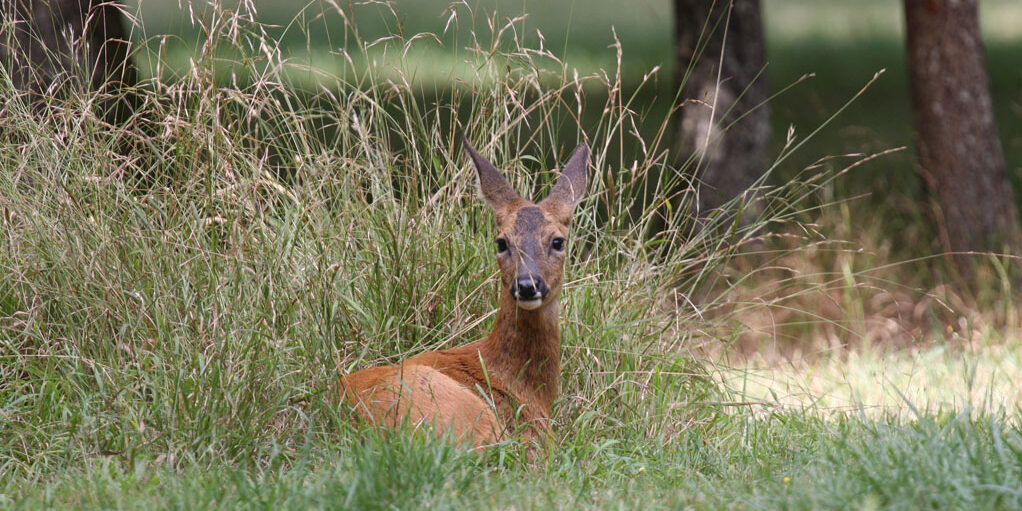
[511,272,549,310]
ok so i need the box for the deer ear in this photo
[540,142,589,223]
[464,137,519,211]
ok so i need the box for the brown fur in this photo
[338,139,589,448]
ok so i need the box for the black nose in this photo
[512,277,548,300]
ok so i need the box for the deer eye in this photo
[495,238,508,253]
[551,237,565,251]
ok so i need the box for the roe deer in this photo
[339,138,589,448]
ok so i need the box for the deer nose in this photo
[512,276,548,301]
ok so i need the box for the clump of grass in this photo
[0,0,723,483]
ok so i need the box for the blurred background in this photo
[124,0,1022,212]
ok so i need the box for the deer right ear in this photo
[464,137,519,212]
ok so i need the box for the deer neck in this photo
[478,291,562,410]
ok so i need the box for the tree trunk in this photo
[673,0,769,221]
[903,0,1020,277]
[1,0,137,123]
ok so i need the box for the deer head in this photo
[464,138,589,311]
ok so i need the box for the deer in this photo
[338,137,589,449]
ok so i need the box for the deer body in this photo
[339,139,589,448]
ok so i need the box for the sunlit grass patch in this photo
[722,340,1022,420]
[764,0,1022,43]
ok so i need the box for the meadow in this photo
[1,0,1021,509]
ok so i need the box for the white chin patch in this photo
[516,298,544,310]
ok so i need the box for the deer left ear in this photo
[540,142,589,223]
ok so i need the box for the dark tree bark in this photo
[1,0,137,123]
[673,0,769,220]
[904,0,1020,275]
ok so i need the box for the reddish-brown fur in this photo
[339,138,589,448]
